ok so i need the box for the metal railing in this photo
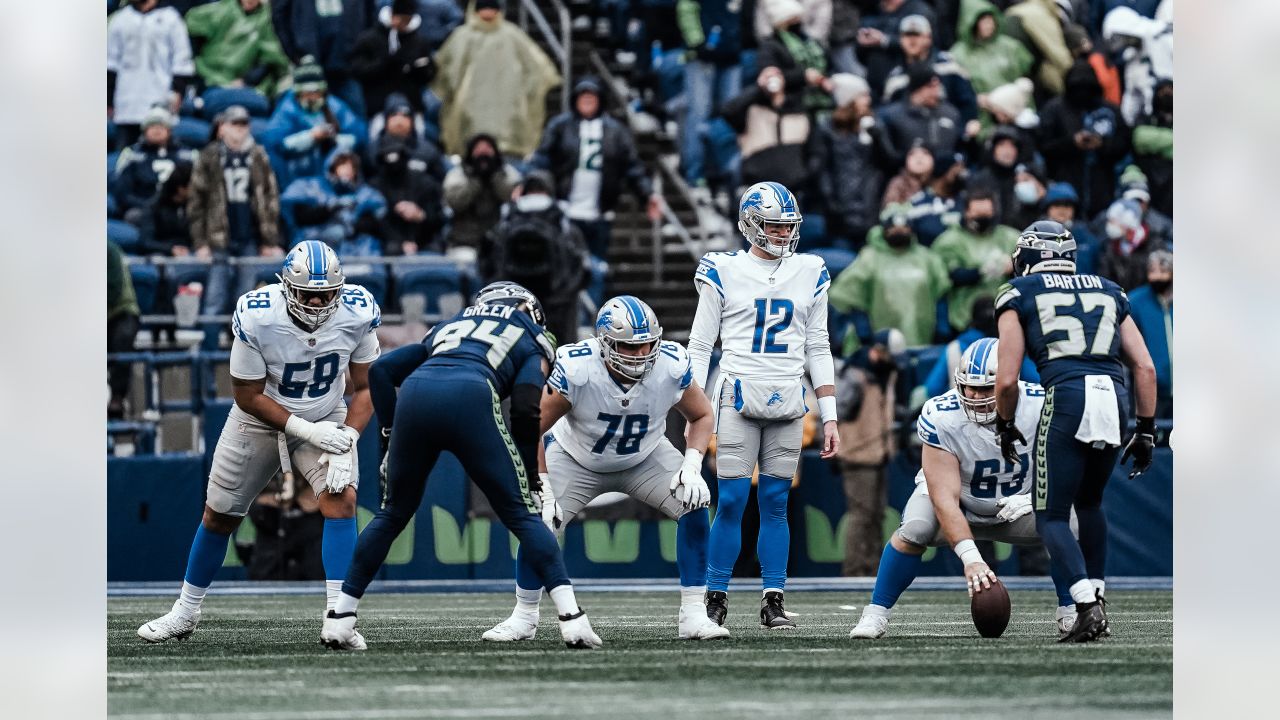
[517,0,572,115]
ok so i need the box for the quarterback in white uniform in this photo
[687,182,840,630]
[484,296,728,641]
[138,241,381,648]
[849,338,1081,639]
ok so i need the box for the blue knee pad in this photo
[706,477,751,592]
[677,508,710,587]
[756,474,791,590]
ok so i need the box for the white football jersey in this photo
[692,250,831,385]
[230,283,382,421]
[546,337,693,473]
[915,381,1045,517]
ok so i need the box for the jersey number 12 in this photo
[751,298,793,353]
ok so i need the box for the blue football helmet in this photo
[474,281,547,328]
[738,181,803,258]
[1012,220,1077,276]
[595,296,663,380]
[954,337,999,424]
[278,240,344,330]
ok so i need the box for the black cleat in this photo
[1095,590,1111,637]
[1058,601,1106,643]
[705,591,728,626]
[760,591,796,630]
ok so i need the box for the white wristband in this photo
[683,448,704,470]
[284,414,313,440]
[817,395,838,424]
[954,539,983,566]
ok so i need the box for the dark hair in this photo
[964,186,998,211]
[161,160,193,199]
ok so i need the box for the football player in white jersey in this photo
[848,338,1081,639]
[483,295,729,641]
[687,182,840,630]
[138,241,382,648]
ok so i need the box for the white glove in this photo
[537,473,563,531]
[285,416,353,454]
[995,493,1033,523]
[669,449,710,509]
[318,445,357,494]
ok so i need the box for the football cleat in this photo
[760,591,796,630]
[482,610,539,642]
[1058,601,1106,643]
[320,610,368,651]
[1095,590,1111,637]
[849,604,892,639]
[558,609,603,649]
[1056,605,1078,637]
[137,601,200,643]
[705,590,728,626]
[679,603,730,640]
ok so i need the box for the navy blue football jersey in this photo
[995,273,1131,389]
[412,304,556,397]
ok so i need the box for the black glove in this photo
[1120,416,1156,479]
[995,415,1026,465]
[378,427,392,507]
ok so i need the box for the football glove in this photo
[537,473,563,532]
[995,415,1026,465]
[318,445,357,494]
[285,416,353,454]
[378,427,391,506]
[995,493,1033,523]
[1121,416,1156,479]
[669,450,711,509]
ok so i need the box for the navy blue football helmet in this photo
[474,281,547,328]
[1012,220,1077,276]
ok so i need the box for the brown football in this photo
[970,580,1011,638]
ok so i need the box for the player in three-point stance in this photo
[994,221,1158,643]
[321,282,602,650]
[139,241,381,649]
[848,338,1082,639]
[483,295,729,642]
[687,182,840,630]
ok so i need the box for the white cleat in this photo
[849,604,892,639]
[320,611,367,651]
[679,603,730,640]
[558,610,603,649]
[138,602,200,643]
[1056,605,1078,637]
[482,611,539,642]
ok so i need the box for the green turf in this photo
[108,590,1172,719]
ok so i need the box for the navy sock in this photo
[509,515,570,590]
[869,543,923,608]
[676,508,710,587]
[1036,511,1088,586]
[1074,505,1108,581]
[706,477,750,592]
[322,517,357,582]
[183,524,230,589]
[756,474,791,591]
[513,544,543,591]
[342,506,412,599]
[1049,550,1075,606]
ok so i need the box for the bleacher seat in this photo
[200,87,272,120]
[166,260,210,290]
[346,268,389,306]
[810,247,857,279]
[396,264,465,319]
[129,263,160,314]
[109,219,141,254]
[173,117,212,149]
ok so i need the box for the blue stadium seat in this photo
[396,264,465,318]
[129,263,160,314]
[810,247,857,279]
[200,87,272,119]
[173,117,212,149]
[585,255,608,307]
[108,151,120,182]
[109,219,141,254]
[166,260,209,290]
[346,268,389,306]
[250,117,270,141]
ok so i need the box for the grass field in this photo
[108,589,1172,719]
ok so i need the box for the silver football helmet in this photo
[277,240,344,331]
[595,295,662,381]
[738,181,803,258]
[475,281,546,328]
[954,337,999,424]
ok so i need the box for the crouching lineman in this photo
[139,241,380,648]
[321,282,601,650]
[484,296,729,641]
[848,338,1081,639]
[688,182,840,630]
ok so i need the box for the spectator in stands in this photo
[835,327,904,576]
[1096,197,1169,291]
[828,203,951,349]
[271,0,374,116]
[108,0,195,147]
[280,151,388,254]
[443,133,522,259]
[827,0,863,76]
[754,0,832,47]
[184,0,291,98]
[1007,162,1047,230]
[108,241,142,419]
[261,58,367,188]
[1038,59,1130,219]
[676,0,749,189]
[721,66,821,198]
[528,77,662,262]
[1063,23,1121,107]
[1002,0,1073,97]
[137,160,194,256]
[950,1,1034,112]
[980,76,1039,140]
[1107,166,1173,245]
[1131,81,1173,218]
[906,150,965,246]
[971,125,1045,229]
[757,0,835,114]
[369,133,445,255]
[1128,249,1173,418]
[881,140,932,208]
[368,94,447,182]
[911,294,1040,408]
[383,0,463,53]
[877,64,966,168]
[481,170,590,345]
[113,107,197,224]
[881,14,979,126]
[1102,3,1173,126]
[1041,181,1100,275]
[856,0,937,98]
[432,0,561,158]
[813,74,893,249]
[932,186,1019,332]
[350,0,437,118]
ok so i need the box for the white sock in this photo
[680,585,706,606]
[1069,579,1096,604]
[177,581,207,614]
[548,585,581,617]
[334,592,360,615]
[325,580,343,612]
[1090,579,1106,598]
[862,603,891,618]
[763,588,783,597]
[515,586,542,614]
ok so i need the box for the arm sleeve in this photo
[510,356,546,486]
[805,296,835,388]
[368,343,431,427]
[229,337,268,380]
[687,283,724,390]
